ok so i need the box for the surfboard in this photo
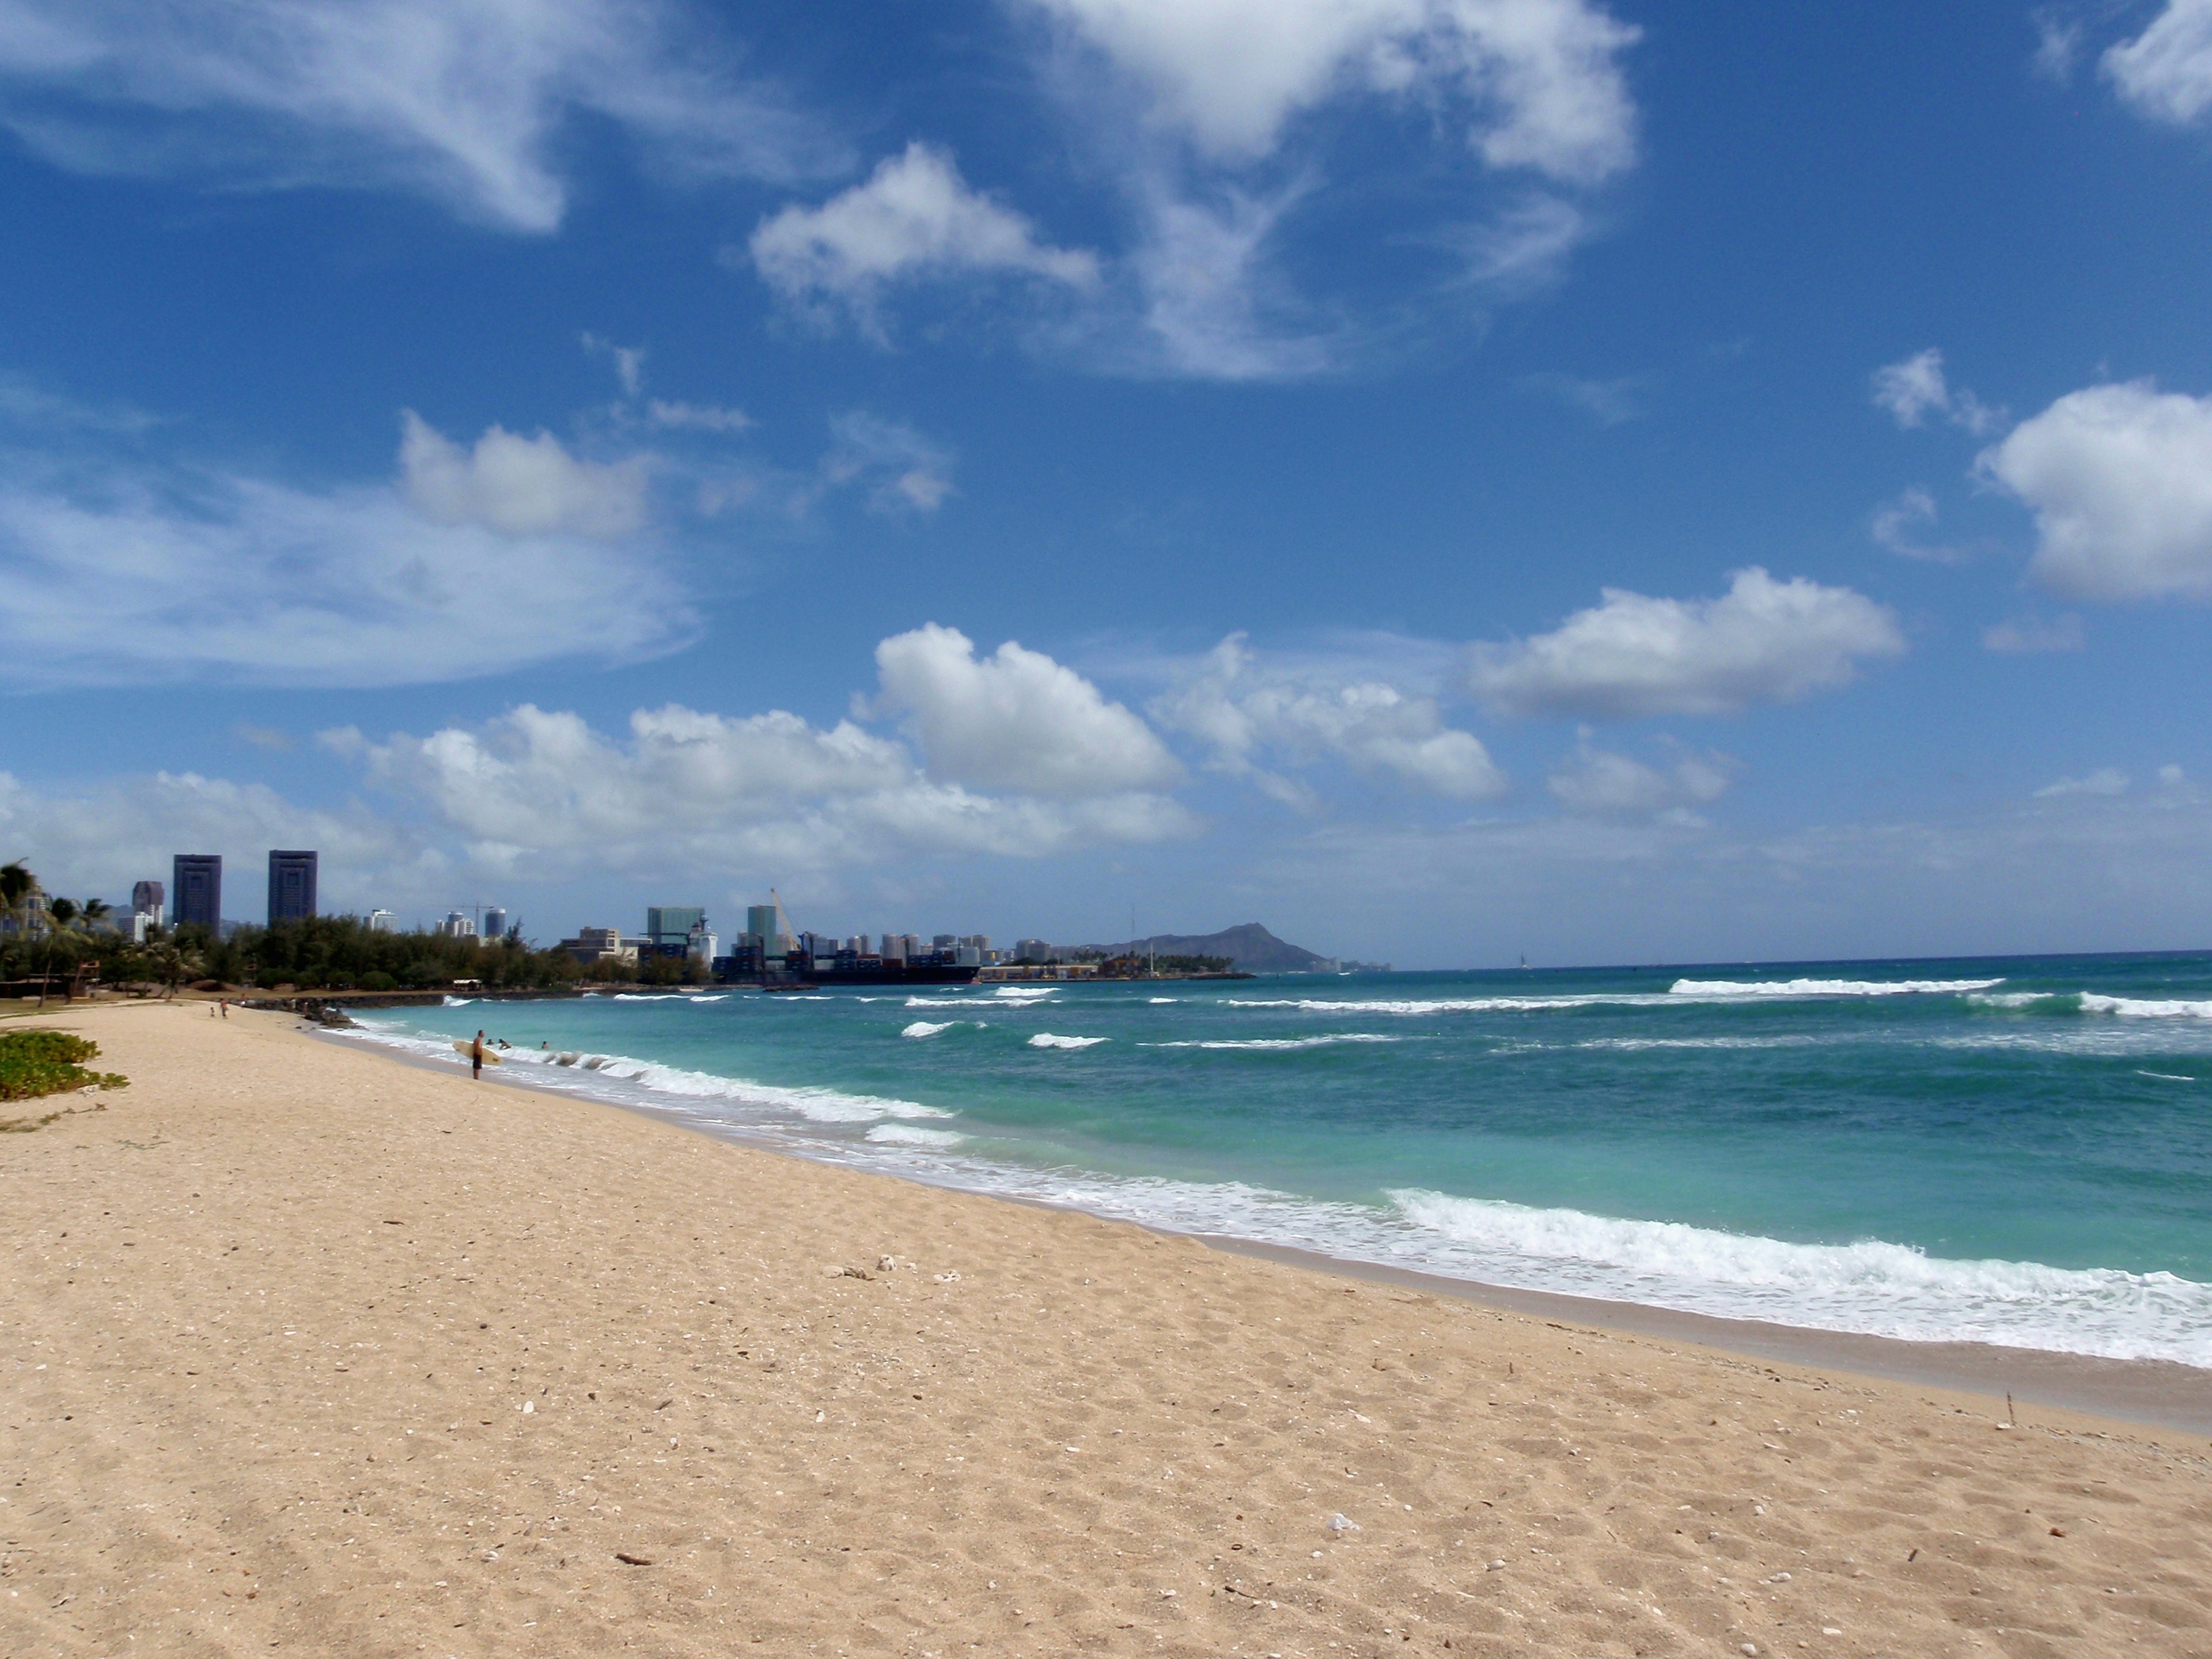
[451,1040,503,1065]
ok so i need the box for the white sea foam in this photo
[1145,1034,1402,1051]
[1385,1190,2212,1364]
[902,1020,956,1039]
[1574,1035,1824,1052]
[865,1124,967,1147]
[1149,997,1180,1004]
[442,995,474,1006]
[992,986,1057,1000]
[339,1025,946,1124]
[1224,995,1653,1015]
[1968,991,2059,1009]
[2082,994,2212,1020]
[688,994,728,1003]
[1670,977,2003,998]
[2137,1071,2199,1082]
[906,995,974,1007]
[332,1014,2212,1366]
[1029,1033,1107,1049]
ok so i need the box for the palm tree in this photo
[146,937,203,1000]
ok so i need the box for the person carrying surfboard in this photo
[470,1029,486,1081]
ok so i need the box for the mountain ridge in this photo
[1073,922,1332,974]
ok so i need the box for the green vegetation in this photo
[1,857,595,997]
[1086,953,1236,977]
[0,1030,126,1103]
[183,915,584,992]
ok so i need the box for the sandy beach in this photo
[5,1002,2209,1658]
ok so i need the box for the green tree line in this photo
[1,860,626,994]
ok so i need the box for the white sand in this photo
[5,1001,2209,1657]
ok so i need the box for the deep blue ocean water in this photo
[349,952,2212,1367]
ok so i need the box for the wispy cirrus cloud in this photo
[746,0,1643,378]
[0,395,693,687]
[0,0,841,231]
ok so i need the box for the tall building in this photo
[172,854,221,930]
[435,911,476,938]
[482,906,507,940]
[367,909,397,933]
[747,892,795,957]
[267,849,317,925]
[131,880,165,929]
[646,906,705,950]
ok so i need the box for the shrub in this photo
[0,1031,127,1102]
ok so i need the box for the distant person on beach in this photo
[471,1029,487,1080]
[219,998,228,1020]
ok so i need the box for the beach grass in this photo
[0,1027,126,1108]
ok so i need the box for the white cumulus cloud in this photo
[1021,0,1639,182]
[1467,567,1906,720]
[0,767,431,909]
[0,0,836,232]
[1545,736,1733,819]
[1153,634,1507,804]
[749,142,1100,334]
[1978,380,2212,601]
[872,624,1184,797]
[343,697,1196,876]
[399,411,650,539]
[2103,0,2212,125]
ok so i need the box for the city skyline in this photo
[3,1,2211,967]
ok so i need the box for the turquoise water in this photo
[350,952,2212,1366]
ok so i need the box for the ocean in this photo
[344,952,2212,1370]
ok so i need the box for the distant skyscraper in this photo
[747,893,795,956]
[267,849,317,925]
[172,854,221,930]
[131,879,165,928]
[367,909,397,933]
[646,905,704,949]
[435,911,476,938]
[482,906,507,940]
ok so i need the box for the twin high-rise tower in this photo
[165,849,319,930]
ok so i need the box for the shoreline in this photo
[325,1014,2212,1439]
[9,1001,2209,1659]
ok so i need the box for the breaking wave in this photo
[1144,1034,1403,1051]
[1669,978,2003,998]
[1029,1033,1108,1050]
[866,1124,967,1148]
[336,1025,947,1125]
[1385,1190,2212,1365]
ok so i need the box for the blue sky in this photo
[3,0,2212,967]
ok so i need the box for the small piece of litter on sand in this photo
[1327,1513,1359,1533]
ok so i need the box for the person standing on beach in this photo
[471,1029,487,1081]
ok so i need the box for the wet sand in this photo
[5,1001,2209,1657]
